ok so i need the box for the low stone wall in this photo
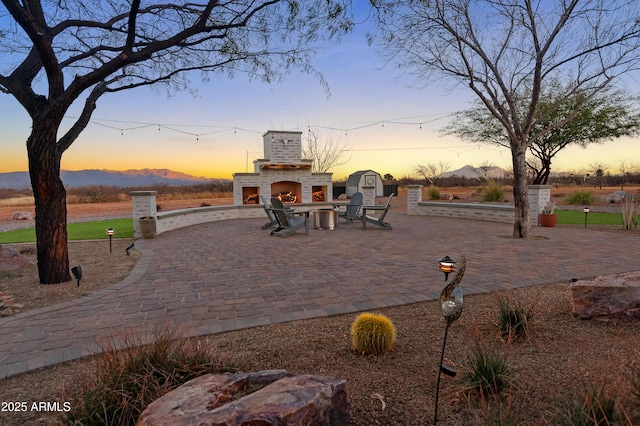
[156,205,264,234]
[412,201,514,223]
[406,185,514,223]
[130,190,344,237]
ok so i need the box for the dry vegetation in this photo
[1,186,639,425]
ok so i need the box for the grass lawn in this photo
[0,218,133,244]
[556,209,624,225]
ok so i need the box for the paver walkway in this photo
[1,211,638,379]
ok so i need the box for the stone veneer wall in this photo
[233,130,333,205]
[130,191,341,236]
[233,171,332,205]
[130,191,158,238]
[406,185,550,224]
[262,130,303,165]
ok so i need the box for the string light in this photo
[71,111,457,141]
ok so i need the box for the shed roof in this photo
[346,170,381,186]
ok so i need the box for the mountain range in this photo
[0,169,226,190]
[439,165,510,179]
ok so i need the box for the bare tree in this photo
[618,160,637,190]
[371,0,640,238]
[588,162,609,189]
[302,128,351,173]
[413,161,451,186]
[0,0,353,283]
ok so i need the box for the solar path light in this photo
[434,254,466,424]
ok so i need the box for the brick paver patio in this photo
[1,210,638,379]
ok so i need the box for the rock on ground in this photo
[11,211,33,220]
[0,245,30,271]
[571,271,640,321]
[136,370,351,426]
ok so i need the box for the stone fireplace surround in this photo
[233,130,332,205]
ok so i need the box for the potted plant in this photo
[538,201,558,227]
[139,216,156,238]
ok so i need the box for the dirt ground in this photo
[1,187,639,425]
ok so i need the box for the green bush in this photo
[463,342,512,396]
[482,181,505,202]
[497,296,534,340]
[428,185,441,200]
[565,190,594,205]
[61,326,235,426]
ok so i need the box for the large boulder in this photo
[136,370,351,426]
[11,211,33,220]
[600,190,627,203]
[0,245,30,271]
[571,271,640,321]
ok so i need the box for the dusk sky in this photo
[2,7,639,181]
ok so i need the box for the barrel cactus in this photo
[350,312,397,355]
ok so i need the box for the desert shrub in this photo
[61,326,235,426]
[351,312,397,355]
[462,341,512,396]
[482,181,505,202]
[0,195,35,207]
[428,185,441,200]
[566,190,594,205]
[472,388,525,426]
[496,296,534,340]
[556,385,625,426]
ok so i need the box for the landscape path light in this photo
[105,227,115,253]
[71,265,82,287]
[583,207,590,228]
[125,242,135,255]
[434,254,466,425]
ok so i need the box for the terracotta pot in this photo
[538,213,558,227]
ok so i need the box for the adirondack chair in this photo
[260,195,278,229]
[269,197,310,237]
[261,195,295,229]
[333,192,363,223]
[362,193,394,230]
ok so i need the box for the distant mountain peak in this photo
[439,165,509,179]
[0,169,225,190]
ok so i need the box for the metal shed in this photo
[345,170,384,197]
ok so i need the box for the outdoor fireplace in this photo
[233,130,332,205]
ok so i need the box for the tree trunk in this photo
[28,123,71,284]
[511,142,531,239]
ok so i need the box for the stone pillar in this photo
[407,185,423,215]
[362,186,375,206]
[528,185,552,226]
[130,191,157,237]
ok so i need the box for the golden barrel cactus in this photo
[351,312,397,355]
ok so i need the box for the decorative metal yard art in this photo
[434,254,466,425]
